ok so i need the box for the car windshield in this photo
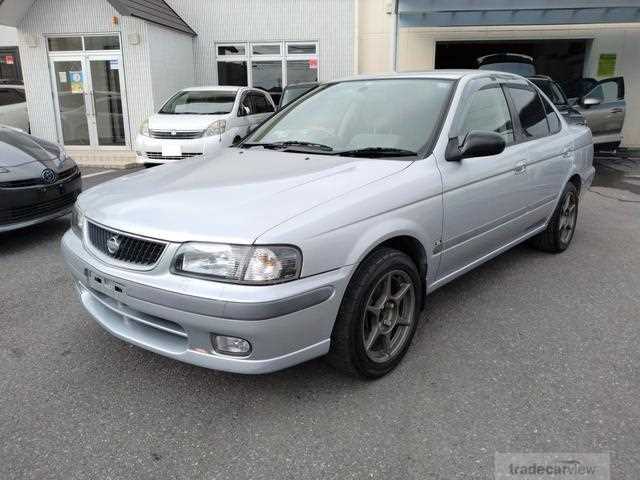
[280,85,316,107]
[532,80,567,106]
[245,78,454,155]
[159,90,237,115]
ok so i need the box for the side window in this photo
[458,85,514,146]
[507,85,549,139]
[251,93,274,114]
[539,93,561,134]
[594,80,621,102]
[239,93,253,116]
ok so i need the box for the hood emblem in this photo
[107,235,122,255]
[171,130,177,136]
[41,168,57,185]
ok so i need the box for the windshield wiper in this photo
[241,141,334,152]
[335,147,417,158]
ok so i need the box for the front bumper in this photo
[61,229,350,374]
[134,134,229,164]
[0,172,82,232]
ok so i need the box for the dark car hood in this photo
[0,127,71,181]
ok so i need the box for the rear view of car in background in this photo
[0,83,28,132]
[477,53,536,77]
[0,126,81,232]
[135,86,275,166]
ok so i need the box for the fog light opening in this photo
[211,334,252,357]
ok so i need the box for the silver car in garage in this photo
[62,71,594,378]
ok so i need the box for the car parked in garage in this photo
[135,86,275,166]
[0,83,28,132]
[571,76,626,151]
[63,71,594,378]
[0,126,81,232]
[528,75,586,126]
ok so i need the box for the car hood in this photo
[0,127,71,180]
[79,148,411,244]
[148,113,228,132]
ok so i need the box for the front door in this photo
[575,77,626,144]
[50,54,128,148]
[436,77,531,282]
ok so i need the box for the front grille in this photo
[87,222,166,267]
[0,191,78,226]
[0,166,80,189]
[149,129,203,140]
[145,152,201,161]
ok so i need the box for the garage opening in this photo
[435,40,589,96]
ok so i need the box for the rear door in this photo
[575,77,625,143]
[505,80,571,224]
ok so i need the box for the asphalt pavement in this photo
[1,160,639,479]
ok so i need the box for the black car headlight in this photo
[173,243,301,284]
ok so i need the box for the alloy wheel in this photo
[362,270,416,363]
[558,191,577,244]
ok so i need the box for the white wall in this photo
[148,23,194,109]
[17,0,154,146]
[167,0,355,86]
[0,26,18,47]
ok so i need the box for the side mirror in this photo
[580,96,601,107]
[445,131,506,162]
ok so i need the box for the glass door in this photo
[50,53,128,148]
[50,57,91,146]
[86,54,127,147]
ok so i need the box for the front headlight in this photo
[139,119,150,136]
[203,120,226,137]
[173,243,301,284]
[71,205,85,236]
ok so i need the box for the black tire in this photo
[529,182,579,253]
[326,248,423,378]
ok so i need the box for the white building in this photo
[0,0,639,167]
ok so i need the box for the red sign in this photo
[308,57,318,70]
[5,55,14,65]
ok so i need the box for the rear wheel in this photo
[327,248,422,378]
[529,182,579,253]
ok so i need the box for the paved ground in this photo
[1,160,639,479]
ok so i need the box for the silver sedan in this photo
[62,71,594,378]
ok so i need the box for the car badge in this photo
[41,168,57,185]
[171,130,177,136]
[107,235,122,255]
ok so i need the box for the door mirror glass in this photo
[446,131,506,162]
[581,96,602,107]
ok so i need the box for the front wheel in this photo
[327,248,422,378]
[529,182,579,253]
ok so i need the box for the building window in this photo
[47,35,121,53]
[215,41,318,104]
[0,47,22,83]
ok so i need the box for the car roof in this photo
[331,69,524,83]
[182,85,244,92]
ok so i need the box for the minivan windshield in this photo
[245,79,454,156]
[159,90,237,115]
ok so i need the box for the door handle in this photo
[610,107,624,114]
[514,161,527,175]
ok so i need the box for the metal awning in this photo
[398,0,640,27]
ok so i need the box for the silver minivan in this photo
[63,71,594,378]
